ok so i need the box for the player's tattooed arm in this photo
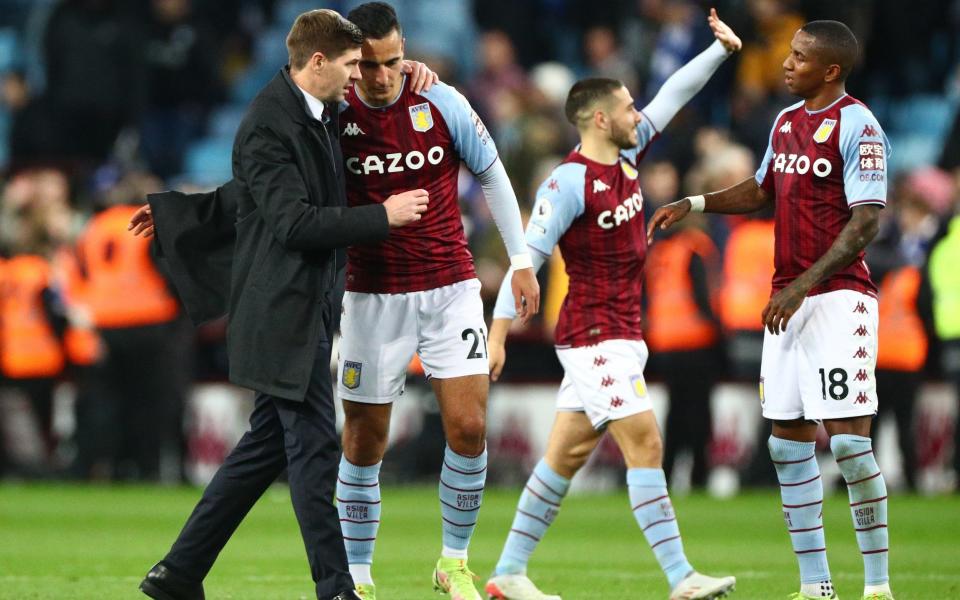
[646,176,770,243]
[762,205,881,334]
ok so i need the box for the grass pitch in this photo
[0,484,957,599]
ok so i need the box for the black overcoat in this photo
[149,69,388,401]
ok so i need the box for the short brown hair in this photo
[564,78,624,126]
[286,9,364,70]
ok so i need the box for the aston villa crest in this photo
[342,360,362,389]
[409,102,434,132]
[813,118,837,143]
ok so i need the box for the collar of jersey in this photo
[352,74,408,110]
[804,93,848,115]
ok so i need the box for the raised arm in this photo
[641,9,742,132]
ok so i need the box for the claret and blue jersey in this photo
[755,94,891,297]
[339,78,499,294]
[522,116,660,348]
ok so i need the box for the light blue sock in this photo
[336,457,382,568]
[494,459,571,575]
[627,468,693,590]
[768,436,832,585]
[439,445,487,554]
[830,434,889,586]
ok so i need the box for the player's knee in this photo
[446,415,487,455]
[557,443,592,474]
[622,433,662,467]
[342,421,389,464]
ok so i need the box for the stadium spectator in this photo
[69,170,190,481]
[138,0,224,178]
[0,168,77,473]
[41,0,143,169]
[926,179,960,490]
[646,211,723,489]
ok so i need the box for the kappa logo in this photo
[593,355,608,367]
[854,391,870,405]
[342,360,363,389]
[854,369,869,382]
[342,122,365,136]
[779,120,792,133]
[853,302,869,314]
[592,178,611,193]
[853,325,869,336]
[547,179,560,192]
[600,375,615,388]
[609,396,624,408]
[853,347,870,359]
[860,124,879,138]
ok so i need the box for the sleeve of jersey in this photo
[641,40,730,133]
[423,82,499,175]
[839,104,890,208]
[622,40,730,163]
[755,124,776,195]
[492,163,586,320]
[475,160,528,258]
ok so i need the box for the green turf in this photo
[0,484,956,599]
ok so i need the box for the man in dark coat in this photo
[137,10,429,600]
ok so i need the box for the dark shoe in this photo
[139,562,205,600]
[328,591,362,600]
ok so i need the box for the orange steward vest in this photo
[75,205,179,329]
[645,228,720,352]
[877,265,927,372]
[0,255,66,379]
[719,220,774,332]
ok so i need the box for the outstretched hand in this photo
[708,8,742,53]
[128,204,155,238]
[646,198,692,244]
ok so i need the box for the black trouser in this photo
[162,335,353,599]
[874,369,920,489]
[73,320,190,480]
[657,348,719,488]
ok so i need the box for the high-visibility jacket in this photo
[929,215,960,340]
[0,255,65,379]
[719,219,775,332]
[645,228,720,352]
[75,205,179,329]
[877,265,927,372]
[53,248,102,366]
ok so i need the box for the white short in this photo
[760,289,879,421]
[337,278,489,404]
[555,339,653,429]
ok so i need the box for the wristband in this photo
[688,195,705,212]
[510,253,533,270]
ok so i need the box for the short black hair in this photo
[347,2,402,40]
[564,78,624,126]
[801,20,859,80]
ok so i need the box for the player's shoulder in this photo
[540,160,588,198]
[839,97,883,129]
[776,99,806,122]
[419,80,471,115]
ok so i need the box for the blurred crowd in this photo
[0,0,958,487]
